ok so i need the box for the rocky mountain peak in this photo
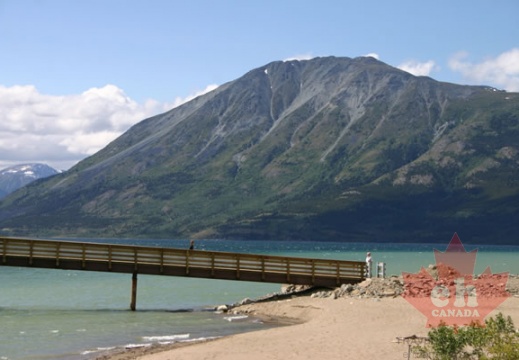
[0,163,60,199]
[0,57,518,243]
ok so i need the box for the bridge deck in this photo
[0,237,365,287]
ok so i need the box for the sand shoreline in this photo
[94,311,301,360]
[98,292,519,360]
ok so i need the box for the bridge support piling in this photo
[130,272,138,311]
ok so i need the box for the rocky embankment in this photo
[219,272,519,313]
[309,277,404,299]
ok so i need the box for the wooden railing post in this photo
[261,257,265,281]
[286,259,291,282]
[56,242,61,267]
[311,260,315,284]
[236,255,240,279]
[186,250,190,275]
[81,244,86,269]
[29,241,34,266]
[160,249,164,274]
[2,239,7,264]
[108,246,112,271]
[336,262,340,286]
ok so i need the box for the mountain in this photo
[0,163,60,199]
[0,56,518,244]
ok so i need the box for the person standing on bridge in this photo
[365,252,372,278]
[189,239,195,250]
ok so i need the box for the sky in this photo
[1,0,518,170]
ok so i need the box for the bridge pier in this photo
[130,272,138,311]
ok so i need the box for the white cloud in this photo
[166,84,219,109]
[363,53,380,60]
[58,131,123,156]
[398,60,437,76]
[448,49,519,91]
[0,83,218,171]
[283,54,315,62]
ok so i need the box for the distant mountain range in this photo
[0,163,60,199]
[0,56,518,244]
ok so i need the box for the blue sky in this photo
[1,0,518,170]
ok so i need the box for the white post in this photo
[365,252,372,278]
[377,262,386,278]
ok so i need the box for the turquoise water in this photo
[1,239,518,359]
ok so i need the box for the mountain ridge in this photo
[0,56,518,244]
[0,163,60,199]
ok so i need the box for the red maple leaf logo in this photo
[402,233,510,327]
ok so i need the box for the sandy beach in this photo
[102,290,519,360]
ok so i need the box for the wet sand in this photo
[102,295,519,360]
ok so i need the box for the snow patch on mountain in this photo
[0,163,60,198]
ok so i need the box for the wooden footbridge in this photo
[0,237,366,310]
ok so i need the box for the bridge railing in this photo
[1,237,365,286]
